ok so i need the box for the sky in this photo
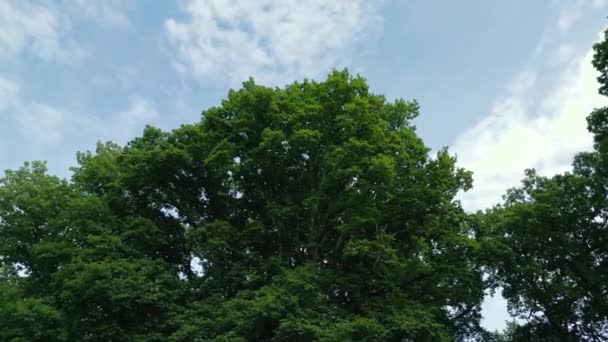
[1,0,608,332]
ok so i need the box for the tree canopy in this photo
[0,71,485,341]
[2,28,608,342]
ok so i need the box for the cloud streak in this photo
[0,0,85,62]
[0,0,137,64]
[72,0,137,30]
[164,0,384,86]
[557,0,608,33]
[0,77,19,112]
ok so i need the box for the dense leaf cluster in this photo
[0,71,483,341]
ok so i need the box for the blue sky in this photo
[1,0,608,332]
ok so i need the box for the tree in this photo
[0,70,484,340]
[478,30,608,341]
[0,161,182,341]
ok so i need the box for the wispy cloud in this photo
[164,0,385,86]
[0,0,137,64]
[453,46,608,212]
[0,77,19,112]
[0,76,159,173]
[72,0,137,30]
[0,0,86,62]
[557,0,608,33]
[118,96,159,128]
[558,5,583,33]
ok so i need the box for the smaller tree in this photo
[478,29,608,341]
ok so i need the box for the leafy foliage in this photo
[0,71,483,341]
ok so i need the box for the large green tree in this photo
[0,71,484,341]
[478,31,608,341]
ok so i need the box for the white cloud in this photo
[0,78,159,168]
[9,96,159,176]
[10,97,158,146]
[557,0,608,33]
[0,77,19,112]
[118,96,159,129]
[558,6,583,33]
[164,0,384,86]
[505,69,536,95]
[593,0,608,8]
[452,48,608,212]
[16,102,66,144]
[0,0,136,63]
[552,44,576,65]
[0,0,85,62]
[72,0,136,29]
